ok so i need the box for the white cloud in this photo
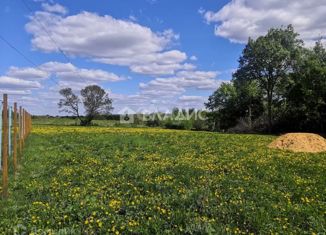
[0,76,42,89]
[25,10,189,75]
[129,15,137,22]
[108,70,221,112]
[176,70,218,80]
[139,81,186,97]
[138,70,221,98]
[57,80,98,90]
[130,62,195,76]
[10,61,125,83]
[190,55,198,61]
[178,95,206,102]
[0,89,32,95]
[198,7,205,15]
[0,61,125,104]
[39,61,76,73]
[41,3,68,15]
[203,0,326,45]
[177,95,208,109]
[41,61,126,92]
[55,67,124,82]
[7,66,49,80]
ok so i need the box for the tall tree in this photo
[58,85,113,126]
[81,85,113,125]
[58,88,83,123]
[234,25,303,132]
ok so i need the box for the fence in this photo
[1,94,32,199]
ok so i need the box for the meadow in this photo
[0,125,325,234]
[31,117,121,127]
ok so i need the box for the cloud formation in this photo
[25,10,191,75]
[110,69,222,113]
[3,3,224,114]
[0,76,42,89]
[0,61,125,96]
[40,62,125,82]
[202,0,326,45]
[178,95,206,102]
[7,66,49,80]
[41,3,68,15]
[139,70,221,98]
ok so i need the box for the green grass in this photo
[32,117,120,127]
[0,125,325,234]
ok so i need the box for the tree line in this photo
[206,25,326,133]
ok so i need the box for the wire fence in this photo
[1,94,32,199]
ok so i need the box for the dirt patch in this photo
[269,133,326,153]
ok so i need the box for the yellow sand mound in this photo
[269,133,326,153]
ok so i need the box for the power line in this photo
[0,34,59,85]
[20,0,88,84]
[0,34,38,67]
[20,0,71,62]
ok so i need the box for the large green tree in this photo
[81,85,113,125]
[234,25,303,132]
[205,79,263,132]
[284,41,326,132]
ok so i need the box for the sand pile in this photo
[269,133,326,153]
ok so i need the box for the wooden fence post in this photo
[23,109,26,143]
[13,103,17,176]
[27,113,31,136]
[19,106,22,157]
[2,94,9,199]
[8,107,12,157]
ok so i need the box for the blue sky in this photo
[1,0,325,115]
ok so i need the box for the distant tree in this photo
[80,85,113,125]
[205,82,238,131]
[234,25,303,132]
[58,88,83,123]
[58,85,113,126]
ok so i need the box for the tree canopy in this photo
[207,25,326,133]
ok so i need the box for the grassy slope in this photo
[0,126,325,234]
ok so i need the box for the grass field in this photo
[31,117,121,127]
[1,126,325,234]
